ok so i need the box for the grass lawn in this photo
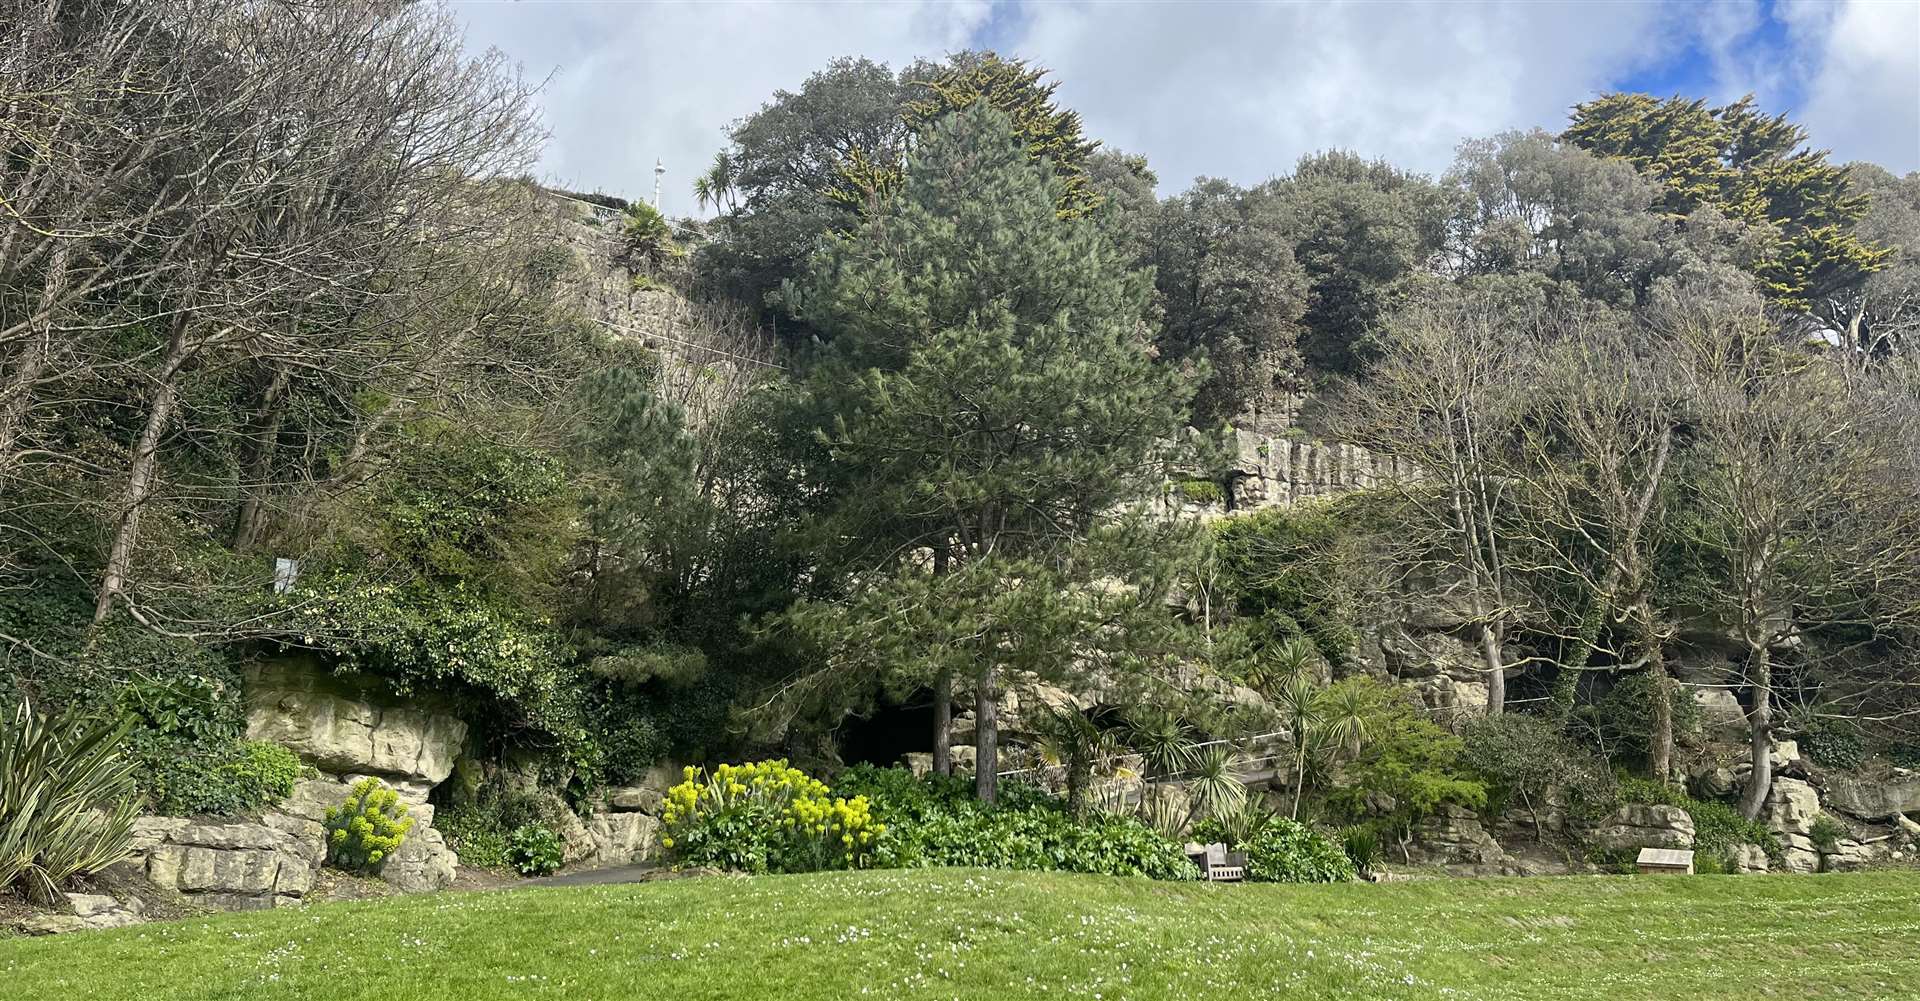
[2,868,1916,1000]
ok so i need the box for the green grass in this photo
[4,868,1917,1000]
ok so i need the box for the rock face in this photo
[1408,806,1507,865]
[245,659,467,799]
[586,812,660,866]
[15,893,147,935]
[1731,843,1771,874]
[1764,776,1823,873]
[1692,687,1747,742]
[130,818,314,910]
[1585,804,1696,853]
[1819,771,1920,820]
[273,777,458,894]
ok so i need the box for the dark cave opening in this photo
[838,690,936,767]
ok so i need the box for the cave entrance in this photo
[838,690,935,767]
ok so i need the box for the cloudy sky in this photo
[454,0,1920,219]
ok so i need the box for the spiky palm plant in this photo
[1183,745,1248,827]
[0,700,141,905]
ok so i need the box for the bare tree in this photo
[1326,288,1538,713]
[1675,302,1920,817]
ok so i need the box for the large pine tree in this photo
[790,102,1191,799]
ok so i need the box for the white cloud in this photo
[453,0,1919,218]
[1780,0,1920,171]
[455,1,990,217]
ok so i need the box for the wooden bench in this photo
[1185,842,1247,882]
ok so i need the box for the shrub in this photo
[1615,779,1781,868]
[1575,674,1700,766]
[892,804,1196,880]
[439,811,510,870]
[1338,824,1383,875]
[1175,479,1224,506]
[1809,813,1847,855]
[324,778,414,873]
[508,824,565,876]
[0,700,142,904]
[660,761,881,874]
[1800,719,1867,771]
[1462,713,1617,826]
[1890,743,1920,770]
[1324,682,1487,834]
[1194,815,1354,883]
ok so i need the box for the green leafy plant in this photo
[1462,713,1617,827]
[1338,823,1384,876]
[1175,479,1225,506]
[0,700,142,904]
[1193,814,1355,883]
[324,778,414,873]
[508,824,565,876]
[1809,813,1847,855]
[1799,719,1867,771]
[659,761,881,874]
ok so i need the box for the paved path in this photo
[525,863,664,887]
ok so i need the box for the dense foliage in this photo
[325,779,415,874]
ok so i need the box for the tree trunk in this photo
[1479,621,1506,715]
[929,542,952,776]
[931,666,952,777]
[0,242,70,487]
[974,663,998,804]
[231,364,291,550]
[1630,594,1674,783]
[1739,643,1774,820]
[93,314,193,625]
[1551,597,1608,725]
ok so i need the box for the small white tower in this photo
[653,158,665,210]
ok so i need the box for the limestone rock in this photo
[1896,813,1920,842]
[1819,772,1920,821]
[245,661,466,787]
[1764,777,1822,872]
[1585,804,1696,853]
[1408,806,1507,865]
[1692,688,1746,742]
[586,811,659,866]
[380,826,457,893]
[1731,843,1771,874]
[141,820,313,908]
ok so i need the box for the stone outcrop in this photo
[130,818,314,910]
[1764,776,1823,872]
[1407,806,1508,865]
[245,659,467,799]
[272,777,457,894]
[1818,770,1920,821]
[14,893,147,935]
[1692,687,1747,743]
[1584,804,1696,853]
[586,812,659,866]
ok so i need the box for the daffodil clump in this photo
[323,777,414,873]
[658,760,885,874]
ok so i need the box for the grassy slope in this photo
[2,868,1916,1001]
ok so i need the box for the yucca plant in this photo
[0,699,142,905]
[1183,745,1248,827]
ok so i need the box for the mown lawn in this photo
[2,868,1915,1000]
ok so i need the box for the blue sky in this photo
[454,0,1919,218]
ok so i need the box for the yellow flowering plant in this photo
[323,777,414,873]
[658,760,884,874]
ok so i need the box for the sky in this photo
[453,0,1920,219]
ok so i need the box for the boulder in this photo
[1585,804,1696,853]
[140,820,313,909]
[1407,806,1507,865]
[1764,777,1822,872]
[1819,772,1920,821]
[379,826,457,893]
[586,811,659,866]
[17,893,150,934]
[1692,688,1747,742]
[1731,844,1770,874]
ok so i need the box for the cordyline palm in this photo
[1255,638,1367,819]
[1033,703,1119,818]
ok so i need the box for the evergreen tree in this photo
[1564,93,1890,312]
[787,102,1192,799]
